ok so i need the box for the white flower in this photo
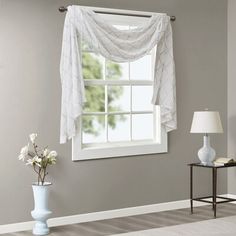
[26,156,42,167]
[49,156,56,164]
[26,158,34,166]
[18,154,25,161]
[29,133,37,143]
[46,151,57,165]
[43,148,50,157]
[18,144,29,161]
[48,151,57,158]
[34,156,42,163]
[20,145,29,155]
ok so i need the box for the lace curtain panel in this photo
[60,6,176,143]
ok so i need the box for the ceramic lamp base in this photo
[198,135,216,165]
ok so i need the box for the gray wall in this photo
[227,0,236,194]
[0,0,227,224]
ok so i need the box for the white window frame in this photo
[72,8,168,161]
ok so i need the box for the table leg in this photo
[212,168,217,218]
[190,166,193,214]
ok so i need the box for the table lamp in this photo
[190,110,223,165]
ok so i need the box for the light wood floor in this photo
[6,203,236,236]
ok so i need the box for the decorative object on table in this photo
[18,133,57,235]
[190,110,223,165]
[214,157,235,166]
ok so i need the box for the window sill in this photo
[72,128,167,161]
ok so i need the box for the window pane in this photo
[84,86,105,112]
[82,52,104,80]
[132,114,153,140]
[82,115,106,144]
[106,60,129,80]
[108,115,130,142]
[130,55,152,80]
[108,86,130,112]
[132,86,153,111]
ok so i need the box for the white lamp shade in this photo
[190,111,223,133]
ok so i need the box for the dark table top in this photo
[188,162,236,169]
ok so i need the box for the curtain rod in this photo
[58,6,176,21]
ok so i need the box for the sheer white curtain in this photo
[60,6,176,143]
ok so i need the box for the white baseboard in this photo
[0,194,234,234]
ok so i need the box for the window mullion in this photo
[83,111,152,115]
[153,105,156,141]
[104,59,109,142]
[84,80,153,86]
[80,39,83,147]
[129,61,133,141]
[105,88,108,142]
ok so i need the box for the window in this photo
[72,12,167,161]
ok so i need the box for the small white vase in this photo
[31,182,52,235]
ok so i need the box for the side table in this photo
[188,163,236,218]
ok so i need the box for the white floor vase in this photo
[31,182,52,235]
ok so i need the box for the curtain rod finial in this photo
[170,16,176,21]
[59,6,67,12]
